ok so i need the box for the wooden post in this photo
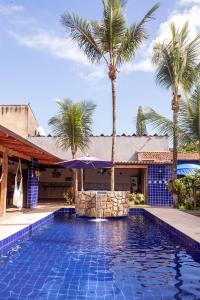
[81,168,84,191]
[0,149,8,218]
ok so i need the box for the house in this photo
[0,104,199,212]
[28,135,172,206]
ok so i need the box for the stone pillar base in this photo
[75,191,129,218]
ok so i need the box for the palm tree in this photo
[48,99,96,192]
[61,0,159,191]
[152,22,200,207]
[143,84,200,154]
[179,86,200,154]
[136,106,148,136]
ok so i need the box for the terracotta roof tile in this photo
[138,151,199,162]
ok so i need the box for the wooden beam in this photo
[0,149,8,218]
[0,145,31,161]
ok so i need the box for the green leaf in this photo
[48,99,96,157]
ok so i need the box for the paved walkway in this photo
[145,208,200,244]
[0,201,70,241]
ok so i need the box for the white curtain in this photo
[13,159,23,210]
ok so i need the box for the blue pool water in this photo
[0,213,200,300]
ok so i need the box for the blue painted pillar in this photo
[27,159,39,208]
[148,164,173,207]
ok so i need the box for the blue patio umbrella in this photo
[58,156,113,191]
[58,156,113,169]
[177,163,200,175]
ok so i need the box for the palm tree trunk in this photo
[111,78,116,191]
[72,150,78,199]
[172,92,179,208]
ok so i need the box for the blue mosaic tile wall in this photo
[27,159,39,208]
[148,164,173,207]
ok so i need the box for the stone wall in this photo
[75,191,129,218]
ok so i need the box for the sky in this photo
[0,0,200,135]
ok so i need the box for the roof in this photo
[0,124,60,164]
[138,151,199,163]
[28,136,169,162]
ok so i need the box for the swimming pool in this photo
[0,212,200,300]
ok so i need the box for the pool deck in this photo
[0,201,73,241]
[145,208,200,244]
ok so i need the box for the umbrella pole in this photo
[81,168,84,191]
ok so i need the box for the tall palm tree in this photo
[152,22,200,206]
[61,0,159,191]
[49,99,96,192]
[143,84,200,154]
[136,106,148,136]
[179,86,200,154]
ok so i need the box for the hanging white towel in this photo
[13,160,23,210]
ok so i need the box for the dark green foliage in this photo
[48,99,96,156]
[61,1,159,67]
[168,171,200,209]
[152,22,200,92]
[136,106,147,136]
[143,84,200,152]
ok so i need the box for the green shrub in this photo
[63,192,74,205]
[128,193,145,205]
[135,193,145,205]
[168,171,200,210]
[168,179,185,194]
[128,193,136,202]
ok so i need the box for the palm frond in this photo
[138,3,160,26]
[143,108,173,140]
[116,3,159,66]
[143,107,189,144]
[179,85,200,143]
[61,12,103,63]
[136,106,148,136]
[48,99,96,156]
[152,22,200,92]
[100,0,126,57]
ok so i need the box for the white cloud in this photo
[10,30,106,81]
[155,4,200,41]
[85,69,105,81]
[0,4,24,15]
[123,58,154,73]
[8,0,200,77]
[179,0,200,6]
[2,3,105,82]
[10,31,89,66]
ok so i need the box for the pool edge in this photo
[1,207,200,255]
[0,208,75,255]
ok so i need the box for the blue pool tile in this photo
[0,210,200,299]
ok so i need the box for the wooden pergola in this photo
[0,124,60,218]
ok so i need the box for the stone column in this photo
[27,159,39,208]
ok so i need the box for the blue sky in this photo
[0,0,200,135]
